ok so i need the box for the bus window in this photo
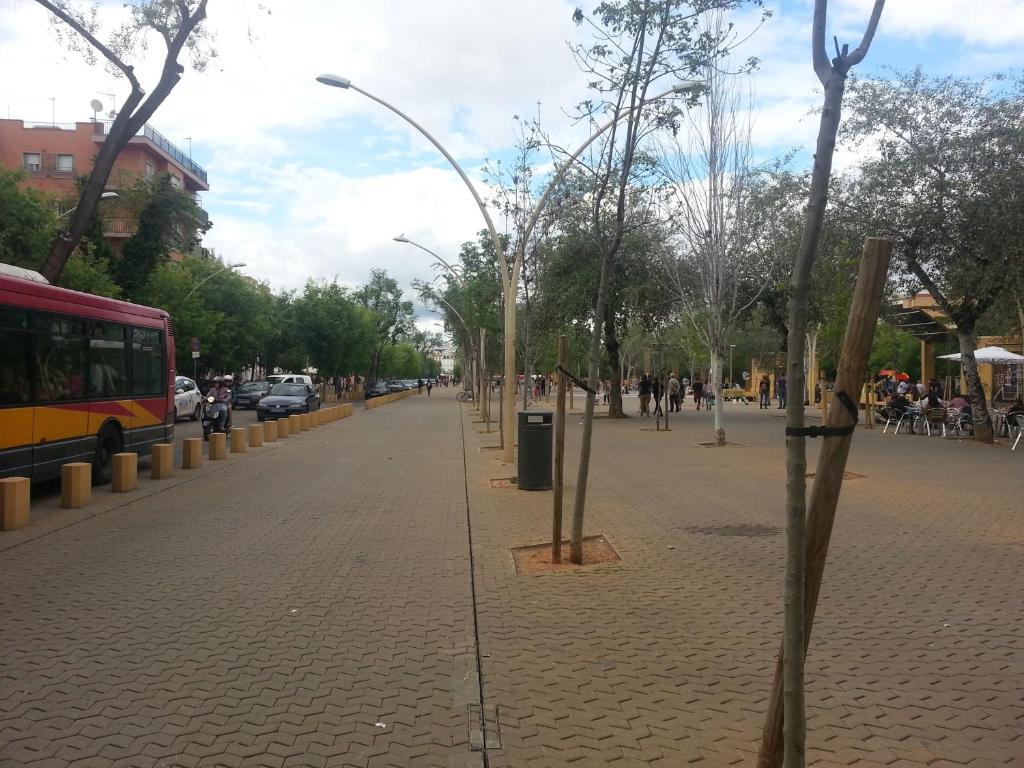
[32,332,87,402]
[131,327,164,396]
[0,327,31,405]
[88,323,128,398]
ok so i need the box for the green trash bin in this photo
[517,410,553,490]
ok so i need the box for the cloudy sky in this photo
[2,0,1022,332]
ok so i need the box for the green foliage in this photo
[0,168,56,267]
[115,173,210,300]
[354,269,416,382]
[292,281,374,377]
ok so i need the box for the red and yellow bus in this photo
[0,269,176,483]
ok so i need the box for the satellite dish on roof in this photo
[90,99,103,121]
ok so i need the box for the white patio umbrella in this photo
[937,346,1024,363]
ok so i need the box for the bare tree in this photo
[759,2,885,767]
[33,0,215,283]
[657,40,775,445]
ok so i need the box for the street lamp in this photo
[397,235,490,426]
[183,261,247,300]
[729,344,736,388]
[57,191,118,219]
[319,73,700,463]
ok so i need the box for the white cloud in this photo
[834,0,1024,48]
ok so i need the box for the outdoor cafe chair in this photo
[884,406,915,436]
[922,407,948,437]
[1013,414,1024,452]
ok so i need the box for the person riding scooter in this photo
[205,375,233,429]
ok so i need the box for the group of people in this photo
[757,373,787,409]
[635,373,712,417]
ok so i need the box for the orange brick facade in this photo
[0,119,209,257]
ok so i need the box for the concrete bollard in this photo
[60,462,91,509]
[299,413,311,431]
[151,443,174,479]
[277,417,290,438]
[183,438,203,469]
[111,453,138,493]
[1,477,30,531]
[289,414,301,434]
[231,428,247,453]
[249,425,263,448]
[264,420,278,442]
[209,432,227,460]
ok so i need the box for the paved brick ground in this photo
[0,396,482,768]
[464,393,1022,767]
[1,388,1020,767]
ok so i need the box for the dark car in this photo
[256,383,321,420]
[365,381,389,399]
[232,380,271,409]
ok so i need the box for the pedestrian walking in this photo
[417,378,424,394]
[426,380,433,396]
[776,373,787,409]
[759,375,771,409]
[668,372,681,412]
[692,379,704,409]
[638,374,652,416]
[652,375,664,417]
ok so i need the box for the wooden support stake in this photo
[552,335,568,564]
[759,237,892,767]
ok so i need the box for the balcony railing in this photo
[91,120,208,184]
[102,218,137,237]
[141,123,207,183]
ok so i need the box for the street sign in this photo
[191,351,200,359]
[191,337,200,352]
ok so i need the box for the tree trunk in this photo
[503,298,517,464]
[759,237,891,768]
[604,307,626,418]
[711,347,725,444]
[958,328,993,442]
[572,244,617,564]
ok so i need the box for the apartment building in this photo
[0,118,209,258]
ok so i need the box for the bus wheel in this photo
[92,425,123,485]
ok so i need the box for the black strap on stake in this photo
[785,389,859,439]
[556,365,597,395]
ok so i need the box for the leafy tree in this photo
[115,173,210,300]
[33,0,215,282]
[841,68,1024,442]
[292,281,374,380]
[353,270,415,383]
[0,169,56,265]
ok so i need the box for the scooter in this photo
[201,396,232,440]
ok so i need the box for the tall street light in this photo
[184,261,247,301]
[58,191,118,219]
[730,344,736,388]
[395,234,490,427]
[318,73,700,464]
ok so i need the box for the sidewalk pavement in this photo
[0,389,1020,767]
[464,394,1022,767]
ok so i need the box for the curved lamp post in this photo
[184,261,247,301]
[397,235,489,425]
[58,191,118,220]
[318,73,700,463]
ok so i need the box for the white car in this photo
[174,376,203,421]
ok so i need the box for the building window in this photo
[22,152,41,171]
[55,154,74,172]
[145,160,155,179]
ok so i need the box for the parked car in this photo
[256,383,321,420]
[387,380,408,393]
[232,380,271,409]
[266,373,314,387]
[174,376,203,421]
[365,381,389,399]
